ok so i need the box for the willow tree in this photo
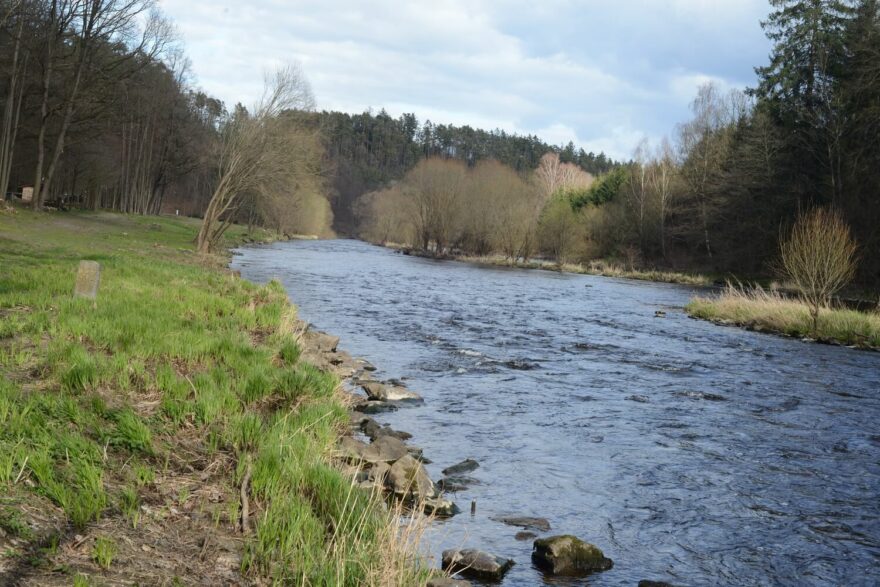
[196,66,316,253]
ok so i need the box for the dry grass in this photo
[687,284,880,349]
[453,253,712,286]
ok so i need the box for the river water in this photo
[232,239,880,587]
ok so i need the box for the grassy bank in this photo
[687,285,880,350]
[0,209,428,585]
[417,248,713,286]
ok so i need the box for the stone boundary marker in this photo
[74,261,101,299]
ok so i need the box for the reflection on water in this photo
[233,239,880,587]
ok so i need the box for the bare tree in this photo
[196,65,316,253]
[534,152,593,199]
[625,138,651,257]
[0,0,26,200]
[677,83,742,258]
[31,0,169,208]
[649,137,677,260]
[402,157,467,255]
[538,196,580,266]
[780,208,858,331]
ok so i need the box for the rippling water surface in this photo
[232,239,880,586]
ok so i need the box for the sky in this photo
[157,0,773,160]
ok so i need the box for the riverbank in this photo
[0,209,430,585]
[383,244,714,286]
[687,285,880,350]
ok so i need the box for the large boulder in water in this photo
[441,459,479,476]
[531,535,613,576]
[387,454,435,499]
[441,549,514,581]
[361,381,423,402]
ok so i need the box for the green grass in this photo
[0,208,432,585]
[687,285,880,349]
[93,536,116,570]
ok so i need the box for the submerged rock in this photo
[639,581,675,587]
[437,475,480,492]
[423,496,460,517]
[515,531,538,541]
[442,459,479,476]
[491,516,551,532]
[531,535,613,576]
[441,549,514,581]
[387,455,435,499]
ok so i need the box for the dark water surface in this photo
[232,239,880,587]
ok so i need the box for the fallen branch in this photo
[240,460,253,535]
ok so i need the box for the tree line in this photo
[355,0,880,287]
[0,0,330,243]
[311,109,617,233]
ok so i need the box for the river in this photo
[232,239,880,587]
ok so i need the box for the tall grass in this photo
[687,284,880,349]
[0,209,432,584]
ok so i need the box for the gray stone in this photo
[338,436,407,464]
[492,516,551,532]
[74,261,101,299]
[531,535,613,576]
[354,400,400,414]
[304,329,339,353]
[437,475,480,492]
[441,549,514,581]
[442,459,479,476]
[427,578,471,587]
[515,531,537,541]
[387,454,435,499]
[423,496,460,517]
[361,418,412,441]
[362,381,423,402]
[371,436,410,462]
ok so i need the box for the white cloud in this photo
[158,0,770,160]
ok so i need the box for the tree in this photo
[677,83,741,259]
[0,0,26,200]
[401,157,467,254]
[30,0,170,209]
[196,65,317,253]
[649,138,677,260]
[538,195,580,266]
[779,207,858,330]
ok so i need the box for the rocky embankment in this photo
[300,323,672,586]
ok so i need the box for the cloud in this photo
[158,0,770,161]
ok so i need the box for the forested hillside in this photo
[353,0,880,286]
[312,109,617,232]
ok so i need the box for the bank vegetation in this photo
[0,209,433,585]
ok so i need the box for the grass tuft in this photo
[687,284,880,349]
